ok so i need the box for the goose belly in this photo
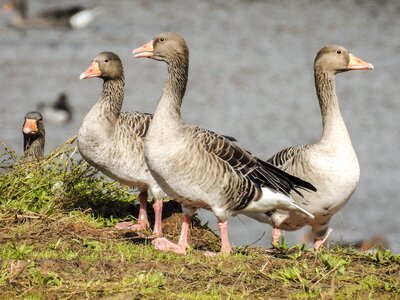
[278,152,360,230]
[305,154,359,214]
[77,131,150,189]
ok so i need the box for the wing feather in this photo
[267,145,310,168]
[192,127,316,197]
[119,112,153,138]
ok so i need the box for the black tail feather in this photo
[256,157,317,196]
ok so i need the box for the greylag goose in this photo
[246,45,373,251]
[22,111,45,162]
[78,52,165,236]
[132,32,316,255]
[37,92,72,124]
[3,0,102,29]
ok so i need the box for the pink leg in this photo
[152,214,191,254]
[271,227,282,245]
[314,228,333,252]
[152,199,163,236]
[115,191,150,231]
[218,220,232,254]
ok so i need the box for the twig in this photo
[310,263,340,287]
[260,256,271,273]
[8,259,34,283]
[242,231,266,251]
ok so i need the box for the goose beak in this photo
[348,54,374,70]
[132,40,154,58]
[79,62,101,79]
[2,1,14,12]
[23,119,38,134]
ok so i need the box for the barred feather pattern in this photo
[267,145,310,169]
[193,128,315,211]
[190,127,260,211]
[22,134,45,162]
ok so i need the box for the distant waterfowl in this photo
[37,92,72,124]
[78,51,165,236]
[132,32,316,255]
[3,0,102,29]
[22,111,45,162]
[246,45,373,251]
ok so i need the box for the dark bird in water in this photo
[3,0,102,29]
[37,92,73,124]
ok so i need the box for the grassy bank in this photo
[1,139,399,299]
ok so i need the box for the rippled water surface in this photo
[1,0,399,252]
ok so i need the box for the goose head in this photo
[80,51,123,80]
[314,45,374,75]
[22,111,45,137]
[132,32,189,64]
[22,111,45,161]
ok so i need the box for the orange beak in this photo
[23,118,38,134]
[132,40,154,58]
[79,62,101,79]
[348,54,374,70]
[2,0,14,12]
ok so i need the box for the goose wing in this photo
[267,145,310,169]
[191,127,315,196]
[120,112,153,138]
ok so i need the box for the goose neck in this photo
[315,70,349,144]
[17,0,27,19]
[99,77,125,121]
[23,135,44,161]
[155,57,188,120]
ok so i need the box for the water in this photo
[1,0,399,252]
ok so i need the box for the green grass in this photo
[0,138,399,299]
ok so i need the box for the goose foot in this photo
[115,221,150,231]
[152,214,191,254]
[314,228,333,251]
[115,191,151,232]
[152,237,187,254]
[218,220,232,255]
[271,227,282,247]
[201,220,232,256]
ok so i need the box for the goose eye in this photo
[159,37,164,42]
[336,50,342,54]
[105,58,109,63]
